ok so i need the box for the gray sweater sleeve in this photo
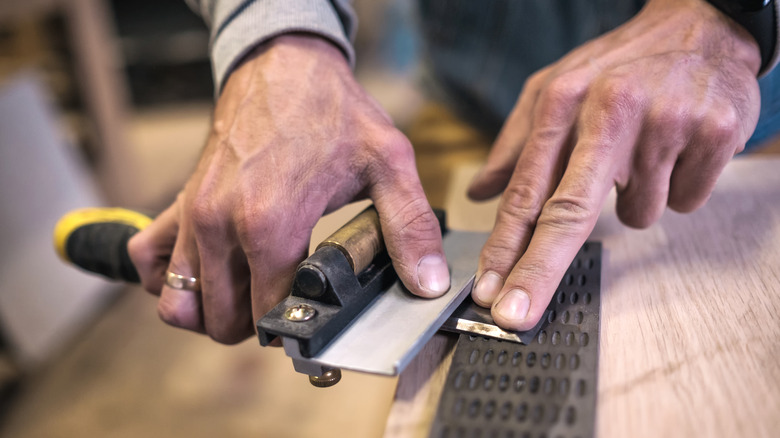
[764,3,780,77]
[185,0,357,94]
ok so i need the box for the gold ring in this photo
[165,271,200,291]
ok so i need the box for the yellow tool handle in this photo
[53,208,152,282]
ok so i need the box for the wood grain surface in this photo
[386,156,780,438]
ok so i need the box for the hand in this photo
[128,34,449,343]
[468,0,762,330]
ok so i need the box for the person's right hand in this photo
[127,34,449,344]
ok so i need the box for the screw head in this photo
[284,303,316,322]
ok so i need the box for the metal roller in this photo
[316,206,384,275]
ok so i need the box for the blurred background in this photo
[0,1,778,437]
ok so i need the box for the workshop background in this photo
[0,1,778,437]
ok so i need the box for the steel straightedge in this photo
[281,230,490,376]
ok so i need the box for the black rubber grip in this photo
[65,223,141,283]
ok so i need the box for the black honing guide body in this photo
[430,242,602,438]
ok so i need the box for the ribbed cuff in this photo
[210,0,356,94]
[759,3,780,77]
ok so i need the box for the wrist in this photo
[701,0,777,74]
[221,33,352,99]
[236,33,352,73]
[215,32,357,131]
[644,0,763,74]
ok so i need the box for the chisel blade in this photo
[440,298,549,345]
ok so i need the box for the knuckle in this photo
[234,207,272,253]
[505,260,552,295]
[374,128,415,167]
[235,198,314,261]
[499,183,545,229]
[523,68,550,93]
[480,237,522,274]
[540,75,585,109]
[189,195,221,233]
[538,194,596,232]
[699,106,740,146]
[643,112,687,161]
[600,77,642,106]
[533,75,587,128]
[386,196,440,240]
[647,105,688,138]
[581,78,645,147]
[364,127,416,184]
[383,198,441,271]
[593,77,644,124]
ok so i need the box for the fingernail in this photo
[417,254,450,296]
[473,271,503,306]
[495,289,531,322]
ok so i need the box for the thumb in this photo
[369,143,450,298]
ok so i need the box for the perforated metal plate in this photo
[429,242,602,438]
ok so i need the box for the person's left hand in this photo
[467,0,763,330]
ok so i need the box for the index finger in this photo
[491,104,641,331]
[490,148,613,331]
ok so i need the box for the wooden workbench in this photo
[385,156,780,438]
